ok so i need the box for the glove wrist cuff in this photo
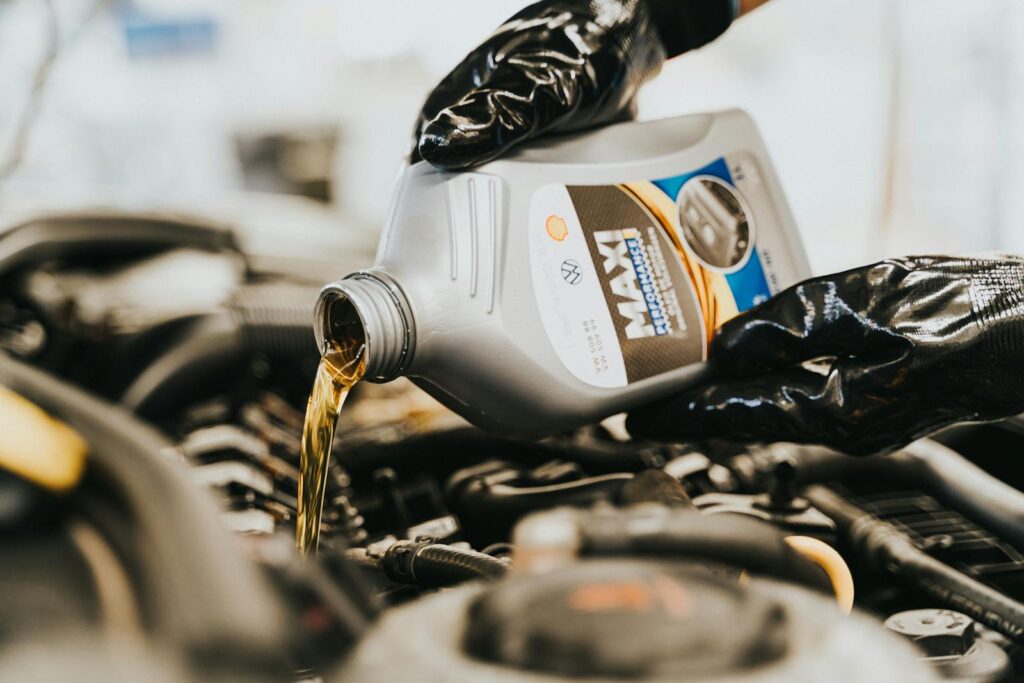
[646,0,736,58]
[968,258,1024,352]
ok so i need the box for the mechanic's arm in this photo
[627,256,1024,455]
[739,0,772,16]
[413,0,770,170]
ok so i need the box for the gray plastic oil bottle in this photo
[314,110,811,438]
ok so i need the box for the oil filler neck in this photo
[314,271,415,383]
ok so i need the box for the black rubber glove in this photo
[627,256,1024,455]
[412,0,736,170]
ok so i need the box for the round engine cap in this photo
[462,560,789,679]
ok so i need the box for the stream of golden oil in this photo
[296,337,366,556]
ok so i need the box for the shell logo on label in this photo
[546,214,569,241]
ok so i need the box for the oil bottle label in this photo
[529,154,785,388]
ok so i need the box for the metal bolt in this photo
[884,609,976,658]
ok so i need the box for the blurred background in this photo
[8,4,1024,679]
[0,0,1020,274]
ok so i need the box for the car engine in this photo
[1,211,1022,682]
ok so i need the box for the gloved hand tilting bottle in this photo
[410,1,1024,456]
[412,0,737,170]
[627,256,1024,455]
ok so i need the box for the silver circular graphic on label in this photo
[560,259,582,285]
[676,175,755,273]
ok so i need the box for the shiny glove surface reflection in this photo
[412,0,668,170]
[628,256,1024,455]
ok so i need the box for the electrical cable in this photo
[377,540,509,589]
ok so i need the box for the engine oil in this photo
[313,109,810,439]
[296,316,366,555]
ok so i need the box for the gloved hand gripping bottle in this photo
[315,111,811,437]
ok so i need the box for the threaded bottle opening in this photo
[314,272,414,383]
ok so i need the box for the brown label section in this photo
[567,185,704,382]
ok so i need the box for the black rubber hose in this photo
[228,283,320,359]
[619,469,695,508]
[0,353,290,673]
[451,472,635,538]
[787,439,1024,549]
[483,474,635,510]
[897,439,1024,549]
[805,485,1024,643]
[381,541,509,588]
[0,212,240,277]
[120,283,320,419]
[120,313,246,417]
[576,508,832,595]
[341,427,661,478]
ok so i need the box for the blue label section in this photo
[724,256,771,310]
[652,158,733,200]
[652,158,770,312]
[625,234,669,336]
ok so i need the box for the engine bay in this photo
[2,212,1023,682]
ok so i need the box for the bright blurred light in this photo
[0,0,1021,273]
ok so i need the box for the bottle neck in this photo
[314,271,415,383]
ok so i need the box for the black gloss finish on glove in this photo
[627,256,1024,455]
[413,0,735,170]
